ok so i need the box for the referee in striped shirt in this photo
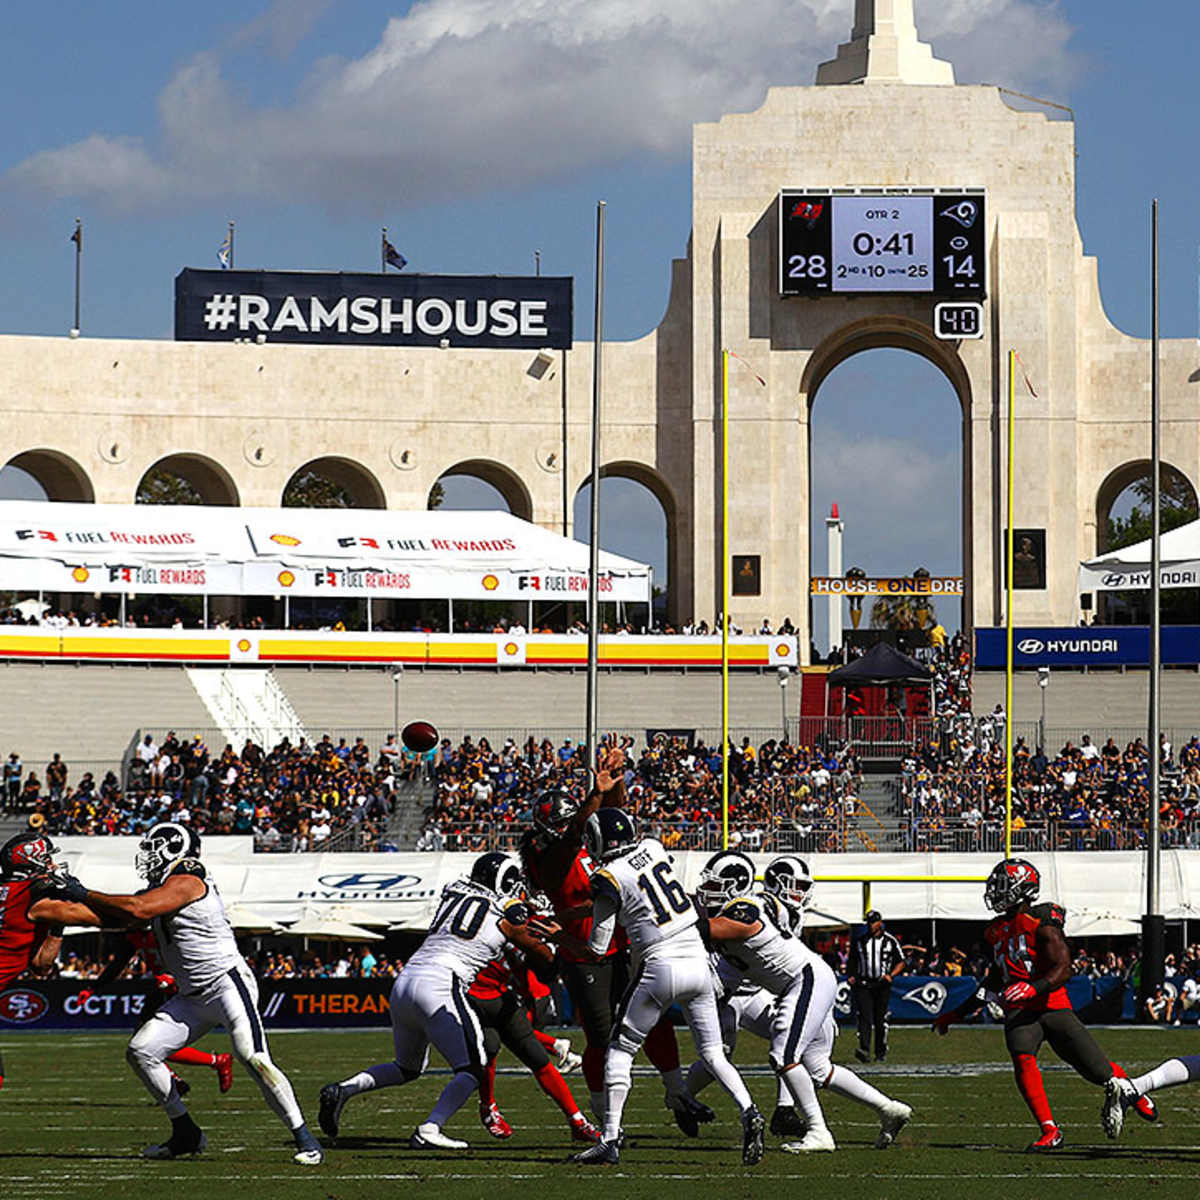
[849,910,906,1063]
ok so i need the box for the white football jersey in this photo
[591,838,701,963]
[712,891,818,995]
[406,880,525,981]
[151,865,243,994]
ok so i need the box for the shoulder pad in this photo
[170,859,206,881]
[502,898,530,926]
[1032,902,1065,928]
[590,868,621,904]
[721,898,761,925]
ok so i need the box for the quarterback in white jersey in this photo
[543,808,764,1167]
[319,851,547,1151]
[695,852,911,1153]
[58,822,323,1165]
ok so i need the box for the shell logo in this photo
[270,533,302,547]
[775,643,790,657]
[236,638,252,654]
[503,641,519,657]
[71,566,90,583]
[277,570,296,588]
[481,574,499,591]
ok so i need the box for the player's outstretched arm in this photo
[61,875,205,924]
[27,896,104,928]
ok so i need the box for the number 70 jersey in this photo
[591,838,699,961]
[406,880,527,982]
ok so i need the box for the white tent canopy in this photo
[0,501,651,603]
[1079,517,1200,592]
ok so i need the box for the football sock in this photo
[660,1067,686,1098]
[686,1059,714,1096]
[1132,1055,1200,1094]
[582,1045,605,1093]
[428,1071,479,1128]
[479,1059,497,1109]
[163,1080,188,1120]
[169,1047,217,1068]
[342,1063,409,1094]
[698,1044,753,1113]
[780,1064,828,1131]
[533,1030,558,1051]
[777,1076,792,1108]
[242,1050,305,1130]
[1012,1054,1055,1129]
[170,1111,202,1139]
[602,1047,635,1142]
[534,1063,579,1118]
[826,1065,891,1111]
[645,1020,681,1074]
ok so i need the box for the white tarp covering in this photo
[0,502,651,602]
[1079,518,1200,592]
[52,841,1200,935]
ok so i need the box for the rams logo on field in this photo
[0,988,48,1024]
[901,981,948,1014]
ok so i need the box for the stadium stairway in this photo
[387,775,434,850]
[185,668,308,749]
[846,773,907,852]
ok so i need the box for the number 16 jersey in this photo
[590,838,700,964]
[407,880,527,982]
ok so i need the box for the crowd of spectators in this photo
[4,732,408,852]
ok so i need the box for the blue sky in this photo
[1,1,1196,636]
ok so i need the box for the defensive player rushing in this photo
[319,851,551,1150]
[693,851,912,1153]
[933,857,1155,1150]
[521,751,712,1135]
[55,822,323,1165]
[1102,1051,1200,1139]
[536,808,766,1166]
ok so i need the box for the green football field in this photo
[2,1027,1198,1199]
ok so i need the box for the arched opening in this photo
[282,456,384,509]
[1094,461,1199,625]
[1,449,94,502]
[136,453,239,506]
[574,463,673,632]
[806,334,968,663]
[430,459,532,521]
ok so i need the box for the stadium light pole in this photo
[1004,350,1015,859]
[1141,198,1165,1015]
[584,202,605,776]
[721,349,731,850]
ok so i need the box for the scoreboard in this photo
[779,190,986,298]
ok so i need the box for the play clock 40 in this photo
[779,189,986,298]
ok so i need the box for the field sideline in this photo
[2,1027,1198,1199]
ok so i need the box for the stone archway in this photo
[432,459,533,521]
[283,456,385,509]
[137,453,240,506]
[1095,460,1198,555]
[3,449,95,502]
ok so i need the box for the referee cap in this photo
[865,909,883,922]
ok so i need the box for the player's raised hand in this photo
[596,746,625,793]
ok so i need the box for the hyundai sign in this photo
[976,626,1200,668]
[175,269,573,349]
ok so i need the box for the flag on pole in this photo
[70,221,82,250]
[217,228,232,269]
[383,235,407,271]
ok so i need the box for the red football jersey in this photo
[0,878,47,990]
[470,957,511,1001]
[527,848,621,962]
[984,902,1071,1012]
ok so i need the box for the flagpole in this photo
[228,221,235,271]
[1004,349,1015,858]
[381,228,387,273]
[584,202,605,778]
[721,348,731,852]
[72,218,82,335]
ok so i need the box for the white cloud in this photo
[2,0,1080,215]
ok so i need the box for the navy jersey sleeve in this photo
[501,898,530,927]
[720,898,762,926]
[590,868,622,907]
[169,859,207,881]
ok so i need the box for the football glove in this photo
[1002,981,1037,1004]
[52,873,89,904]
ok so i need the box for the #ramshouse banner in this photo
[810,576,963,596]
[175,269,573,349]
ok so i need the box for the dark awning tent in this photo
[827,641,932,687]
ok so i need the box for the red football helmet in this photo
[0,833,60,880]
[984,857,1040,913]
[533,789,577,839]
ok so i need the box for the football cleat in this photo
[142,1129,208,1159]
[1134,1093,1158,1123]
[571,1137,620,1165]
[215,1052,234,1094]
[769,1105,806,1137]
[554,1038,583,1073]
[666,1092,714,1138]
[1026,1125,1064,1152]
[741,1105,766,1166]
[781,1126,836,1154]
[875,1100,913,1149]
[292,1126,324,1166]
[570,1114,602,1143]
[854,1047,871,1064]
[410,1123,469,1150]
[1101,1076,1136,1140]
[318,1082,349,1139]
[480,1103,513,1139]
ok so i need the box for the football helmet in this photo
[533,788,577,839]
[136,822,202,886]
[470,851,524,898]
[696,850,756,915]
[984,857,1040,914]
[762,855,815,911]
[0,832,60,880]
[583,807,639,863]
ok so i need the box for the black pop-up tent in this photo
[828,641,932,688]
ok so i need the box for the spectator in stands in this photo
[4,751,22,810]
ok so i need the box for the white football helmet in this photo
[696,850,756,915]
[762,854,815,910]
[136,822,202,886]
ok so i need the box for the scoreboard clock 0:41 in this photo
[779,190,986,298]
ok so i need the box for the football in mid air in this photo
[401,720,439,753]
